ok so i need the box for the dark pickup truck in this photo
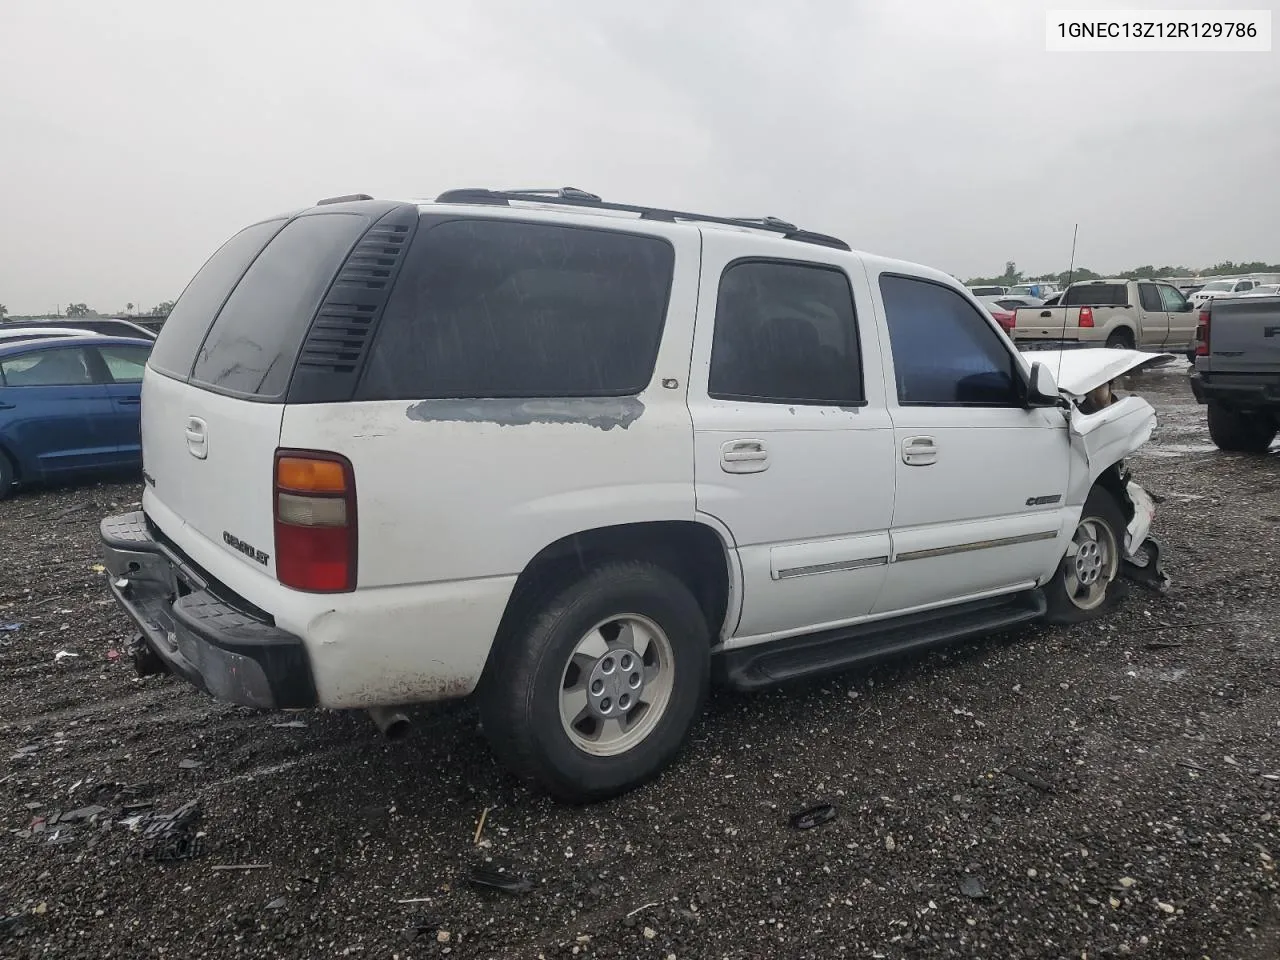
[1190,293,1280,452]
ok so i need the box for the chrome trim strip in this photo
[775,556,889,580]
[895,530,1059,564]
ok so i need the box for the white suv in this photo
[100,188,1166,802]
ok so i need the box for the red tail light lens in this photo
[993,310,1015,332]
[274,450,357,592]
[1195,308,1211,357]
[1079,306,1094,328]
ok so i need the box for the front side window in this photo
[98,344,152,383]
[879,274,1019,407]
[1158,285,1189,312]
[0,348,94,387]
[359,219,674,400]
[708,260,863,405]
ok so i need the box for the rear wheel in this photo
[1045,487,1126,624]
[479,560,709,803]
[1207,402,1276,453]
[1106,329,1135,350]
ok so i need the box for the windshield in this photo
[1202,280,1234,291]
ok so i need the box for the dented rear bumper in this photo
[100,511,317,709]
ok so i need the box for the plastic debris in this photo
[789,803,837,830]
[468,863,534,894]
[959,876,986,898]
[92,564,106,574]
[265,896,288,911]
[133,799,204,862]
[178,759,203,770]
[0,623,21,633]
[271,720,307,729]
[54,650,79,662]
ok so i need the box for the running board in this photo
[716,589,1047,691]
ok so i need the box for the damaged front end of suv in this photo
[1037,348,1173,596]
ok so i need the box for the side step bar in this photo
[716,589,1047,691]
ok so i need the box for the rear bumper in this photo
[99,511,316,709]
[1190,372,1280,409]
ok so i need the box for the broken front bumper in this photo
[99,512,316,709]
[1120,482,1170,593]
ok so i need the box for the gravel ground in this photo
[2,362,1278,960]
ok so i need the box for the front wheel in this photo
[1045,487,1126,624]
[479,561,709,803]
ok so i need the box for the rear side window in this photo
[879,274,1018,407]
[1062,283,1128,307]
[0,348,94,387]
[149,219,285,379]
[191,213,370,398]
[1138,283,1162,312]
[359,219,674,399]
[709,260,863,405]
[98,344,151,383]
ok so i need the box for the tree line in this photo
[965,260,1280,288]
[0,301,175,322]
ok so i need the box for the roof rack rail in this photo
[316,193,373,205]
[432,187,850,251]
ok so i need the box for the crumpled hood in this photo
[1028,349,1178,398]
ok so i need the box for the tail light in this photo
[1195,308,1211,357]
[993,309,1015,332]
[1078,306,1094,328]
[274,450,357,592]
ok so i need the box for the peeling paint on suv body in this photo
[405,396,646,431]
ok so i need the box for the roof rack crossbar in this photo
[432,188,850,251]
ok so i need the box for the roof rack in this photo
[433,187,850,251]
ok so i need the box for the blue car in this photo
[0,335,153,499]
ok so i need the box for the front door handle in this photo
[721,439,769,474]
[116,398,141,406]
[902,435,937,466]
[0,401,14,410]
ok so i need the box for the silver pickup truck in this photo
[1013,279,1199,357]
[1190,293,1280,452]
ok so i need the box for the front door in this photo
[1158,283,1197,350]
[687,233,896,643]
[0,346,114,476]
[869,273,1071,615]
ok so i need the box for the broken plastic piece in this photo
[468,864,534,894]
[136,799,204,862]
[789,803,837,830]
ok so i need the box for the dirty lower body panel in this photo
[99,511,316,709]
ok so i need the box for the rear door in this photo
[94,342,152,464]
[141,211,375,581]
[1136,282,1170,348]
[687,235,895,642]
[0,346,115,475]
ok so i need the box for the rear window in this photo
[149,219,285,379]
[358,218,675,400]
[1061,283,1128,307]
[191,213,371,398]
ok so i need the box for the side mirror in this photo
[1026,362,1061,408]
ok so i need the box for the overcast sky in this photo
[1,0,1276,313]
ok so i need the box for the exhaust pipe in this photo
[368,706,411,740]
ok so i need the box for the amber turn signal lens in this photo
[276,456,347,493]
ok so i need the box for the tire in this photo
[479,560,710,803]
[1207,401,1276,453]
[1044,487,1127,625]
[1105,329,1135,350]
[0,451,13,501]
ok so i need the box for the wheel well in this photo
[497,521,733,646]
[1094,463,1133,524]
[0,441,16,479]
[1107,326,1135,344]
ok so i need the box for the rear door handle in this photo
[902,435,938,466]
[721,439,769,473]
[0,402,14,410]
[116,398,141,406]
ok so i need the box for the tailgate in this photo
[141,369,284,577]
[1207,295,1280,375]
[1014,306,1081,340]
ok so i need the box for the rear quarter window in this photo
[149,219,285,380]
[357,218,675,400]
[190,213,372,398]
[1061,284,1128,307]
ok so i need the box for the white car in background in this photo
[1190,278,1261,305]
[0,326,97,343]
